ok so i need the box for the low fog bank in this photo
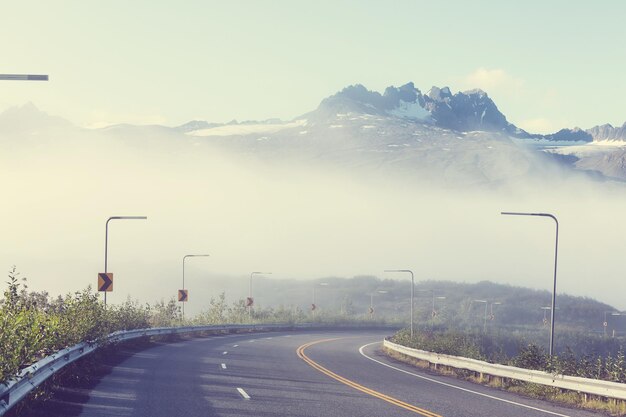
[1,117,626,315]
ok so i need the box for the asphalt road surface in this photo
[27,330,603,417]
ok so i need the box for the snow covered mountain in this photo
[3,83,626,184]
[304,82,530,138]
[587,123,626,143]
[174,83,580,186]
[176,82,626,182]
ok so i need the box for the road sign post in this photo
[181,254,210,319]
[249,272,271,321]
[104,216,147,307]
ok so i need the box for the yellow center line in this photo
[297,338,443,417]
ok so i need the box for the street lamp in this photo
[540,306,551,326]
[312,282,329,318]
[539,306,560,327]
[181,254,210,319]
[249,272,271,320]
[603,311,622,338]
[103,216,147,307]
[433,296,446,320]
[416,289,445,325]
[489,301,502,324]
[384,269,414,338]
[501,212,559,356]
[471,300,488,332]
[469,300,501,331]
[369,290,388,319]
[0,74,48,81]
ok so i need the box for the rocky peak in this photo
[586,122,626,141]
[310,82,531,137]
[0,102,74,133]
[426,86,453,102]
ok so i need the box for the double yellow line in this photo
[297,339,442,417]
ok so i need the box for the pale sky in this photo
[1,1,625,132]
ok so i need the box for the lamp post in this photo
[181,254,210,319]
[489,301,502,323]
[604,311,622,338]
[416,289,445,324]
[104,216,147,307]
[540,306,559,327]
[249,272,271,320]
[369,290,388,319]
[471,300,488,332]
[312,282,329,318]
[501,212,559,356]
[432,296,446,320]
[0,74,48,81]
[384,269,414,338]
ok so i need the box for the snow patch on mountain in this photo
[513,138,591,148]
[590,140,626,147]
[189,119,306,137]
[388,100,431,121]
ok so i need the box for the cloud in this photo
[455,68,569,134]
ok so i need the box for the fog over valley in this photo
[2,84,626,315]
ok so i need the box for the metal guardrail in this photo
[384,339,626,401]
[0,323,310,415]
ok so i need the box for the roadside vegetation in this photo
[391,327,626,383]
[0,267,393,386]
[3,265,626,415]
[389,327,626,415]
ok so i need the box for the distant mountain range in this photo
[177,82,626,144]
[2,82,625,183]
[173,82,626,183]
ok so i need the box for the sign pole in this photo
[101,216,147,308]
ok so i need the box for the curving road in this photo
[28,330,601,417]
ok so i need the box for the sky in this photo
[1,1,625,133]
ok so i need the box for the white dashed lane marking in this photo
[237,388,251,400]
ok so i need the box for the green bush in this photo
[390,326,626,384]
[0,267,395,385]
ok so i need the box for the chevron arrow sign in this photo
[98,273,113,292]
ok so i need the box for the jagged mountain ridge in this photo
[176,82,626,181]
[178,83,569,186]
[537,123,626,143]
[305,82,531,138]
[587,122,626,142]
[178,82,623,145]
[3,82,626,183]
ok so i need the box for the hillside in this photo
[249,276,624,336]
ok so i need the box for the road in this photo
[27,330,602,417]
